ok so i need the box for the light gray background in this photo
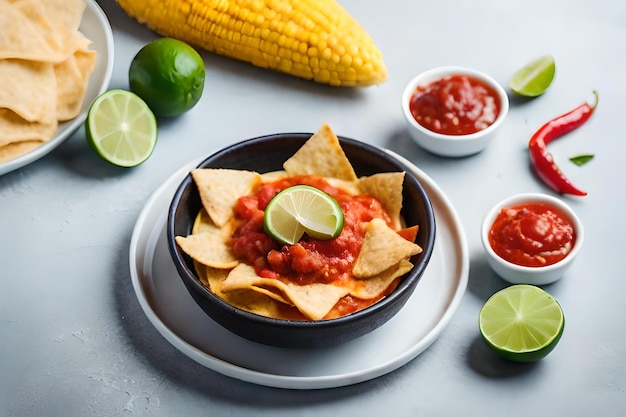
[1,0,624,415]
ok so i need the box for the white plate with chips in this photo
[129,152,469,390]
[0,0,114,176]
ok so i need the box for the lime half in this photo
[508,55,556,97]
[264,185,344,245]
[479,284,565,362]
[86,89,157,167]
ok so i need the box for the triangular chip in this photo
[191,208,216,234]
[222,264,349,320]
[247,285,293,306]
[277,282,349,321]
[353,218,422,278]
[0,139,43,162]
[0,1,70,62]
[0,59,57,124]
[191,168,262,227]
[349,259,413,299]
[0,108,58,147]
[358,172,405,230]
[13,0,86,35]
[55,48,97,121]
[326,177,360,195]
[283,123,358,181]
[260,170,288,182]
[175,231,239,269]
[195,262,229,291]
[224,288,285,318]
[196,263,283,317]
[7,0,88,61]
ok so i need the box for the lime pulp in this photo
[508,55,556,97]
[479,284,565,362]
[85,89,158,167]
[264,185,344,246]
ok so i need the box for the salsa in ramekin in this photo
[409,74,503,136]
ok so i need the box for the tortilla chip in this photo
[0,2,56,61]
[196,263,232,294]
[283,123,358,181]
[55,48,97,121]
[248,285,293,306]
[0,59,57,123]
[227,289,286,318]
[0,1,66,62]
[349,259,413,299]
[0,139,43,162]
[175,231,239,269]
[195,264,284,316]
[260,170,288,182]
[279,283,349,321]
[6,0,87,61]
[353,218,422,278]
[13,0,86,32]
[0,108,58,147]
[191,168,262,228]
[358,172,405,230]
[326,177,360,195]
[222,264,349,320]
[191,208,215,234]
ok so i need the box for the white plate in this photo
[0,0,114,176]
[129,151,469,390]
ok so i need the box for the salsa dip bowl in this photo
[401,66,509,157]
[481,193,584,286]
[167,129,436,348]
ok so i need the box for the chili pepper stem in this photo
[590,90,600,109]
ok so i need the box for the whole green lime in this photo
[129,37,205,118]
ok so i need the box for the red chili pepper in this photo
[528,91,599,196]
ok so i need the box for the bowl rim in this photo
[401,65,510,141]
[166,132,437,328]
[480,192,584,273]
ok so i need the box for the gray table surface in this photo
[2,0,625,415]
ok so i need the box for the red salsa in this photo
[409,74,501,135]
[488,203,576,267]
[229,175,398,319]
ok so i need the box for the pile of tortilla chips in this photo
[0,0,96,163]
[175,124,423,321]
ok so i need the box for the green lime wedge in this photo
[479,284,565,362]
[85,89,158,167]
[264,185,344,245]
[508,55,556,97]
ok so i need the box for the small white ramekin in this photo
[402,66,509,157]
[481,193,584,285]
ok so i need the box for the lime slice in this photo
[508,55,556,97]
[85,89,158,167]
[264,185,344,245]
[479,284,565,362]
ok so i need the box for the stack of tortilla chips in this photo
[0,0,96,163]
[175,124,423,321]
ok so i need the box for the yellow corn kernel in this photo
[116,0,386,87]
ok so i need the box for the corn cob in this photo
[116,0,387,87]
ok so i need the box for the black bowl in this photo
[167,133,436,348]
